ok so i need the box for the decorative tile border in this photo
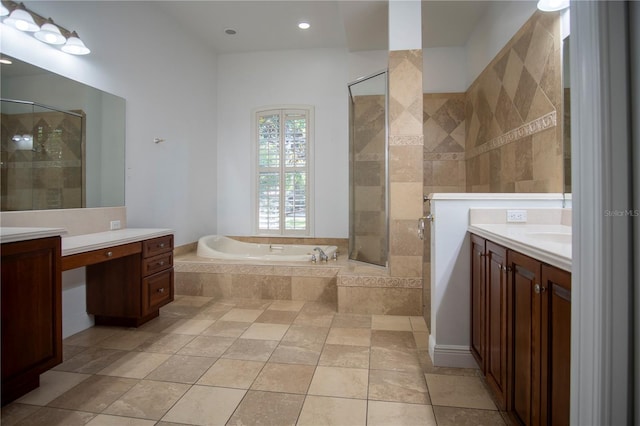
[423,152,465,161]
[465,111,556,160]
[338,275,422,289]
[389,135,423,146]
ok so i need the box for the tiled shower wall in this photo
[423,93,466,194]
[1,111,84,210]
[423,11,563,195]
[464,10,563,192]
[388,49,424,279]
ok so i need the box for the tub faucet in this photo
[314,247,328,262]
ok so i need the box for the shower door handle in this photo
[417,214,434,240]
[418,218,425,240]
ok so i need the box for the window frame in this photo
[251,105,314,236]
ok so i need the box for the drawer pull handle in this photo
[534,284,546,294]
[106,251,113,257]
[158,261,165,266]
[158,288,165,293]
[159,243,165,248]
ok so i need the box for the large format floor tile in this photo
[2,297,505,426]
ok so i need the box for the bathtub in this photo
[196,235,338,262]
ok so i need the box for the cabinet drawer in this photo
[142,235,173,258]
[62,242,141,271]
[142,252,173,277]
[143,269,173,312]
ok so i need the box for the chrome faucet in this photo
[314,247,328,262]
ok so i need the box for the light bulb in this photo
[4,6,40,32]
[35,21,67,45]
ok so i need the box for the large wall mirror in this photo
[562,35,571,194]
[0,55,125,211]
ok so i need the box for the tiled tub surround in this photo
[175,237,422,316]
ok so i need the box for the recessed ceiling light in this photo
[225,28,237,35]
[298,22,310,30]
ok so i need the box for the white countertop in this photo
[468,223,572,272]
[62,229,173,256]
[430,193,565,201]
[0,227,67,244]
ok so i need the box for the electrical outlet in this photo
[110,220,121,230]
[506,210,527,223]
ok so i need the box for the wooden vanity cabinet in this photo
[470,234,486,372]
[85,235,174,327]
[1,237,62,405]
[508,250,543,426]
[470,233,571,426]
[470,235,509,410]
[507,251,571,426]
[485,241,509,410]
[540,264,571,426]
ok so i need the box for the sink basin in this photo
[526,232,572,244]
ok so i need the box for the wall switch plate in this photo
[506,210,527,223]
[110,220,121,230]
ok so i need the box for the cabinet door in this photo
[508,250,542,426]
[485,241,508,410]
[540,265,571,426]
[1,237,62,405]
[470,234,486,372]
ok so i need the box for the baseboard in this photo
[429,336,479,369]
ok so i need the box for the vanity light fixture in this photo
[61,31,90,55]
[537,0,569,12]
[3,2,38,32]
[35,18,66,45]
[0,3,9,16]
[1,1,91,55]
[298,21,310,30]
[0,57,13,64]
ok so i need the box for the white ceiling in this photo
[158,1,497,54]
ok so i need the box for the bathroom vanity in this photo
[62,229,174,327]
[0,226,174,405]
[0,228,65,406]
[469,223,571,426]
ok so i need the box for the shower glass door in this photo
[348,71,388,267]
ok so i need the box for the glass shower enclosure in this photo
[348,70,388,267]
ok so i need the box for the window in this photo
[255,107,313,235]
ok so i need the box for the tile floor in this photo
[1,296,508,426]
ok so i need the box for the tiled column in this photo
[388,0,423,277]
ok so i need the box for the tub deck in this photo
[174,249,422,316]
